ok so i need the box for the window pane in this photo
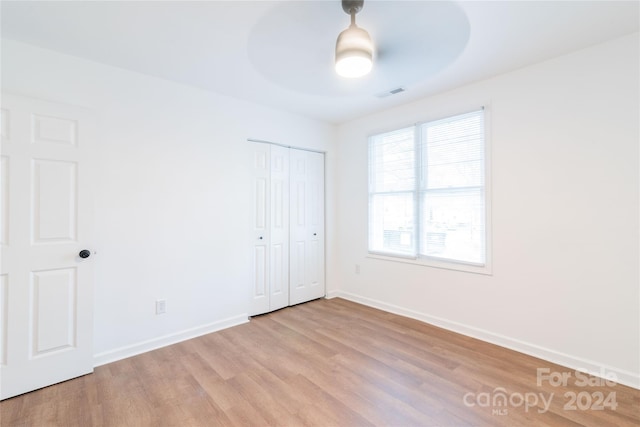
[370,127,415,192]
[369,192,415,256]
[419,189,485,264]
[421,113,484,189]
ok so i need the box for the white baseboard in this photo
[325,290,342,299]
[331,291,640,390]
[93,314,249,367]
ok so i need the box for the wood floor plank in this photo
[1,298,638,426]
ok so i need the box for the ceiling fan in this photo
[335,0,374,78]
[247,0,469,97]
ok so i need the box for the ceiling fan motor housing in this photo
[335,26,373,60]
[335,24,374,78]
[342,0,364,15]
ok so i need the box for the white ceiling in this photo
[1,1,638,124]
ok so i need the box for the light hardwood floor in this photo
[1,298,638,426]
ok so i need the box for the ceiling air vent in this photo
[375,87,406,98]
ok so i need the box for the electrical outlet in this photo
[156,299,166,315]
[355,264,360,274]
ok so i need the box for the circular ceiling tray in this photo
[248,1,470,97]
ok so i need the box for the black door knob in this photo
[79,250,91,259]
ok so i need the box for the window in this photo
[368,109,488,269]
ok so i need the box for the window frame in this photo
[367,107,492,275]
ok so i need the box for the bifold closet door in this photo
[289,149,325,306]
[250,143,324,316]
[249,144,289,316]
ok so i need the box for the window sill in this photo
[366,252,493,276]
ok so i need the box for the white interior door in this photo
[250,143,290,316]
[268,145,289,312]
[0,94,95,400]
[249,143,270,316]
[289,149,325,306]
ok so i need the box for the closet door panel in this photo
[306,151,325,300]
[289,150,325,305]
[249,144,270,316]
[269,145,289,311]
[289,150,306,305]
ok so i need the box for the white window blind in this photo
[368,110,486,266]
[368,127,416,257]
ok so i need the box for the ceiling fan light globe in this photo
[335,55,372,78]
[335,25,374,78]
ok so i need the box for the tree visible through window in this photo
[368,110,486,266]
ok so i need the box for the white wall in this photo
[332,33,639,387]
[1,39,336,363]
